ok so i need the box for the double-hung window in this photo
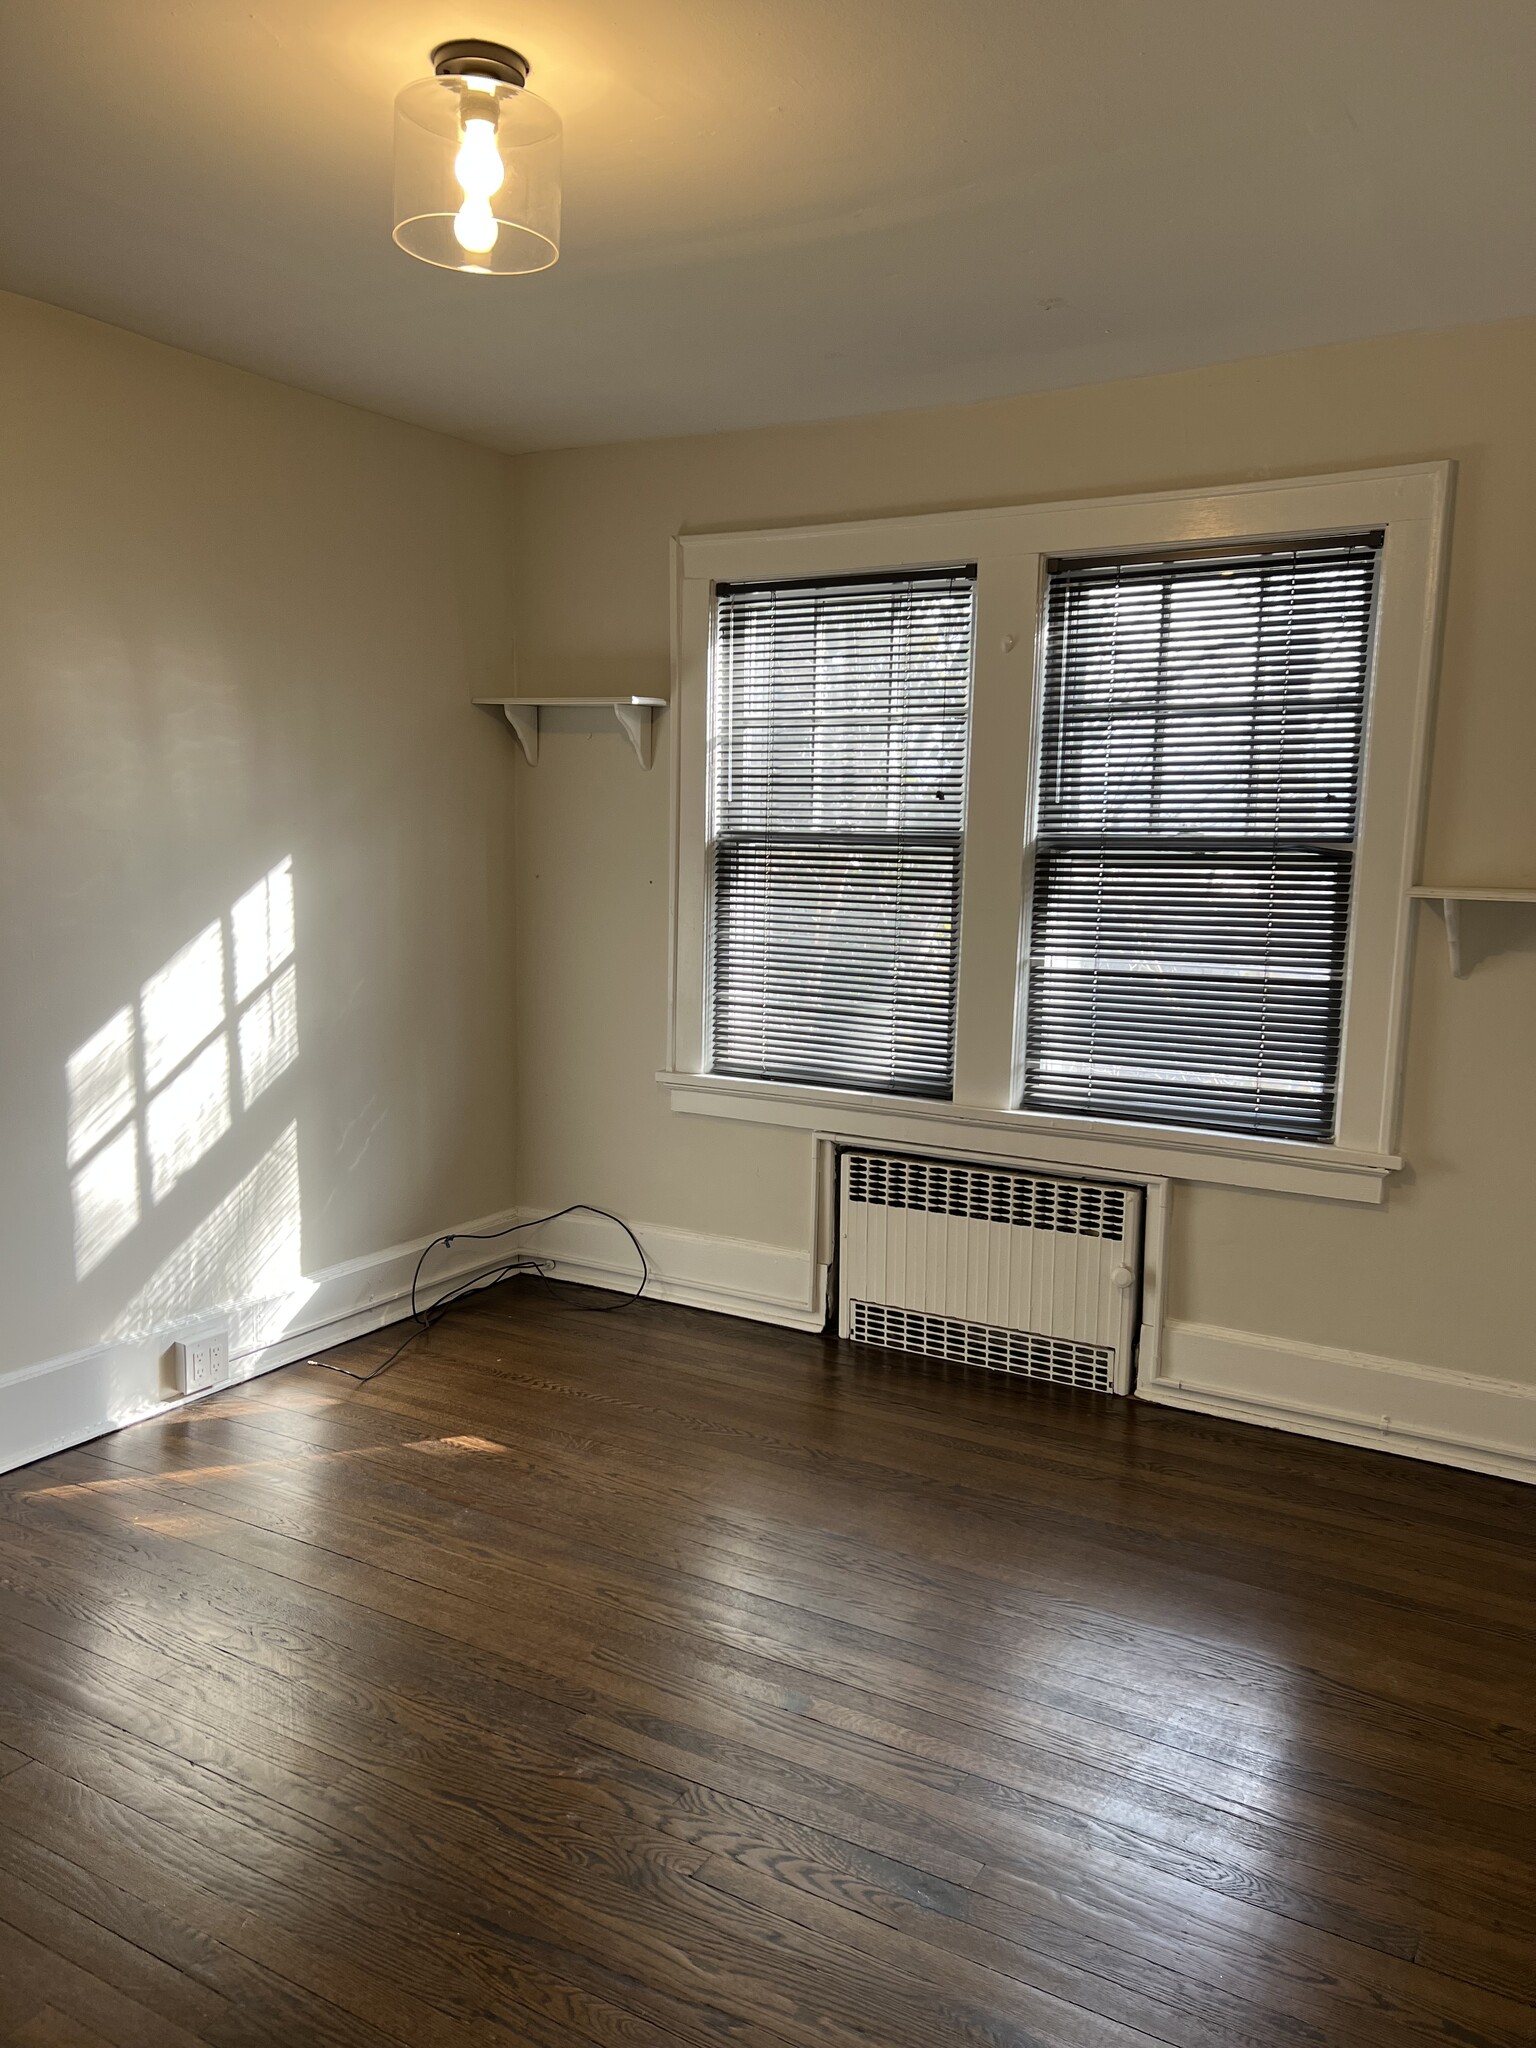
[1021,538,1381,1141]
[670,465,1449,1202]
[709,570,975,1098]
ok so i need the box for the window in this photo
[668,466,1449,1202]
[1021,538,1381,1140]
[709,570,975,1097]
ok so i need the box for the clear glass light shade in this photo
[393,74,561,275]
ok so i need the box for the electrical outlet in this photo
[171,1330,229,1395]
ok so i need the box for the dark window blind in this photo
[1022,536,1381,1140]
[710,568,975,1097]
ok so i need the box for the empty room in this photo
[0,3,1532,2043]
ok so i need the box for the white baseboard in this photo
[0,1205,827,1477]
[1142,1321,1536,1485]
[29,1199,1521,1495]
[0,1204,531,1477]
[509,1205,828,1332]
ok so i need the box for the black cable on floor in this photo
[305,1204,648,1387]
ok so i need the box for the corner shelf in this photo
[475,696,667,769]
[1409,886,1536,977]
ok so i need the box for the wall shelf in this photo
[1409,886,1536,976]
[475,696,667,769]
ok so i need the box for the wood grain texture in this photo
[0,1278,1531,2047]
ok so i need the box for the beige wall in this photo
[509,317,1536,1386]
[0,292,520,1381]
[5,292,1530,1413]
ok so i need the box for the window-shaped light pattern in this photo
[65,858,299,1278]
[709,569,975,1098]
[1022,537,1381,1140]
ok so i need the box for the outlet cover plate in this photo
[172,1331,229,1395]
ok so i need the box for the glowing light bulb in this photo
[455,116,505,201]
[451,106,504,255]
[454,196,499,253]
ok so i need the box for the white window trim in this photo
[662,463,1453,1205]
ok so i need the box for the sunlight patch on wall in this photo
[239,961,299,1109]
[141,922,225,1090]
[233,858,294,1004]
[70,1125,142,1278]
[146,1034,232,1199]
[105,1122,316,1354]
[65,857,301,1283]
[66,1008,136,1167]
[66,1007,140,1274]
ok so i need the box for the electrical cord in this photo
[306,1204,648,1387]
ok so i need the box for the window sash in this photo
[1022,839,1353,1138]
[709,570,974,1098]
[711,833,962,1097]
[1021,539,1381,1142]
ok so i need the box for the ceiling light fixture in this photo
[393,39,561,275]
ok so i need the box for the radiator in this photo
[837,1150,1142,1394]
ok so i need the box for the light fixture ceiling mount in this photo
[393,36,561,276]
[429,40,530,90]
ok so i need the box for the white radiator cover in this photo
[837,1150,1143,1394]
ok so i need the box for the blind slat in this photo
[1022,540,1380,1141]
[711,572,975,1097]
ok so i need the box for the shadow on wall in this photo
[63,856,317,1367]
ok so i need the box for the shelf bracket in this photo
[613,700,655,769]
[475,696,664,767]
[1411,886,1536,976]
[1441,896,1463,978]
[500,702,539,766]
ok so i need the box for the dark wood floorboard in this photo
[0,1279,1532,2047]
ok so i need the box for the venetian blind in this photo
[1022,535,1382,1140]
[710,568,975,1097]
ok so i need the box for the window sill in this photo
[658,1071,1398,1203]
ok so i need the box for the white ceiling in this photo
[2,1,1533,453]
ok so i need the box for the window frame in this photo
[665,464,1452,1204]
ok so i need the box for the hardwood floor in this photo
[0,1280,1532,2047]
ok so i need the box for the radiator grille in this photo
[845,1152,1126,1240]
[849,1300,1114,1392]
